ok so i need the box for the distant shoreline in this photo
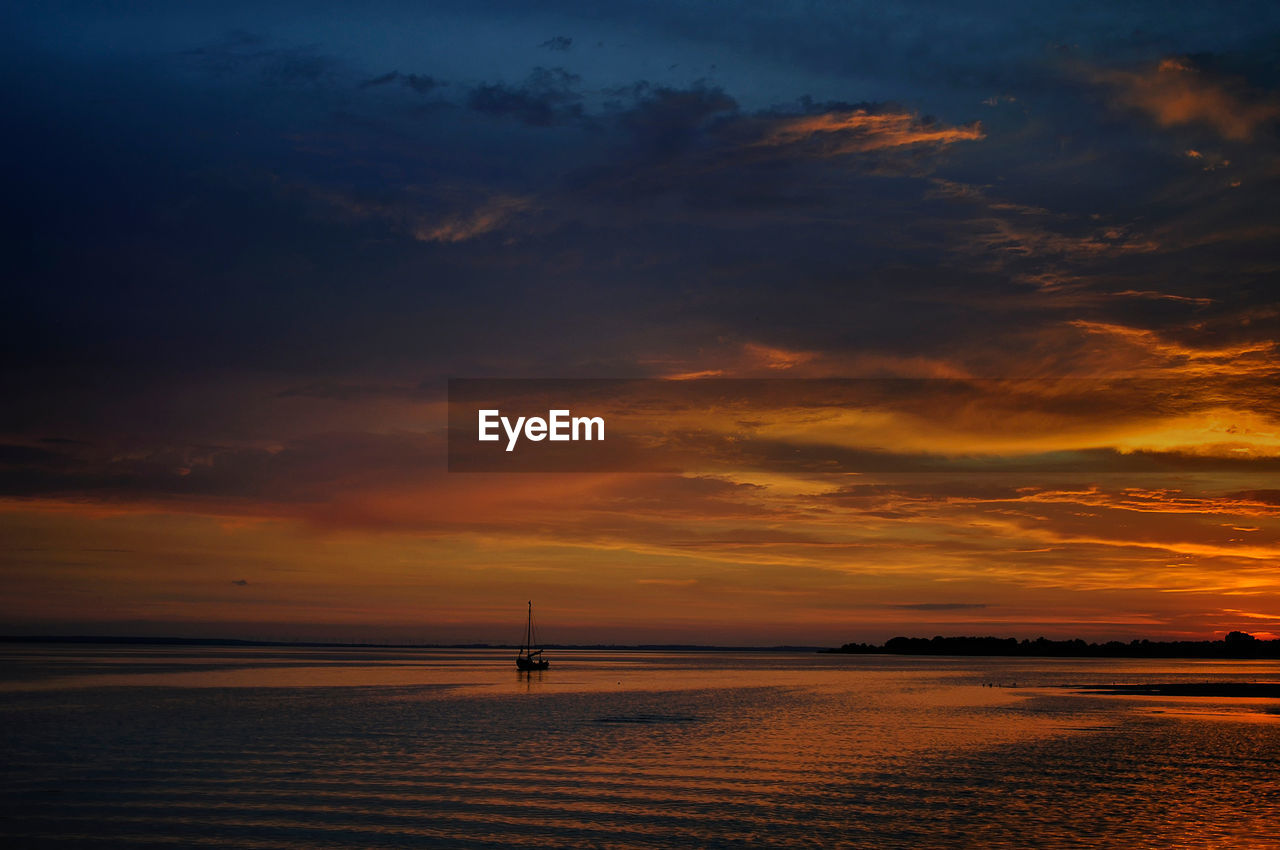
[829,632,1280,659]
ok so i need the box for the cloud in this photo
[922,178,1170,301]
[1227,490,1280,506]
[1181,148,1231,171]
[0,431,445,506]
[969,219,1159,263]
[656,342,972,380]
[467,67,584,126]
[751,108,984,157]
[612,84,739,156]
[1111,290,1213,307]
[183,31,341,86]
[1068,320,1279,377]
[566,86,984,210]
[1006,485,1280,520]
[539,36,573,52]
[7,1,1280,644]
[891,602,988,611]
[274,381,426,401]
[413,196,533,243]
[1094,57,1279,141]
[358,71,439,94]
[599,87,982,172]
[301,183,536,246]
[0,444,67,466]
[926,179,1051,217]
[740,343,818,371]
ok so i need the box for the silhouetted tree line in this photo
[831,631,1279,658]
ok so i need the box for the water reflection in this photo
[1,647,1277,847]
[519,668,546,692]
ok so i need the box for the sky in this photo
[2,1,1279,645]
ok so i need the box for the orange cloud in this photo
[926,178,1052,216]
[658,342,971,380]
[8,362,1280,643]
[754,109,984,157]
[1111,290,1214,307]
[6,464,1280,642]
[305,184,534,244]
[971,219,1158,261]
[1069,320,1279,377]
[1095,58,1279,141]
[741,342,818,371]
[990,485,1280,520]
[662,369,727,381]
[415,195,532,243]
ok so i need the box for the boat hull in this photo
[516,656,549,671]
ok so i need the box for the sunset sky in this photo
[3,1,1279,645]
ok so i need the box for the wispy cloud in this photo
[414,196,534,243]
[752,109,984,157]
[1093,57,1279,141]
[1068,320,1279,378]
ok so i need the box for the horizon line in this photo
[3,631,1273,652]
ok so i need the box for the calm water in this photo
[2,647,1278,848]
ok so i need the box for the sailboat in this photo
[516,600,550,671]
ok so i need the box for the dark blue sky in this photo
[6,0,1277,386]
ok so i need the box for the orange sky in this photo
[4,17,1280,645]
[4,353,1278,645]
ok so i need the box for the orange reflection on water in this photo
[3,647,1279,848]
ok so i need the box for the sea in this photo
[2,646,1278,848]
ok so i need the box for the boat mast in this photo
[525,600,532,655]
